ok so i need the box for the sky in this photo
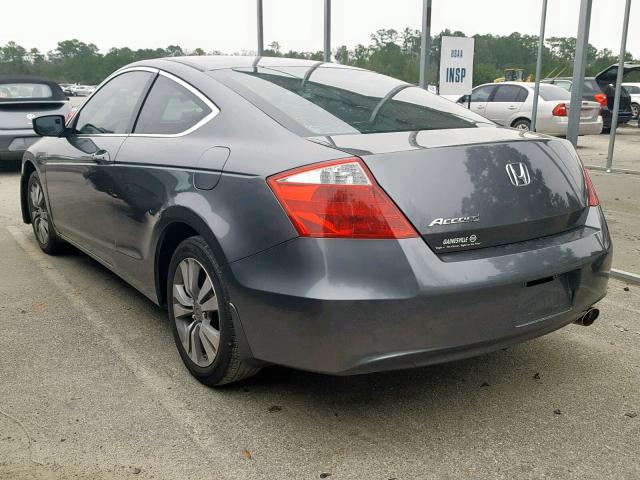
[2,0,638,58]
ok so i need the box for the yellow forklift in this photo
[494,68,534,83]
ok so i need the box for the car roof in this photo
[129,55,360,72]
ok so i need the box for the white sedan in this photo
[622,83,640,120]
[454,82,602,136]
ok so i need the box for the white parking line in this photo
[6,225,242,476]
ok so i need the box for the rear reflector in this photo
[267,157,418,239]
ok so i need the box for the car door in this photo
[485,84,528,125]
[43,69,155,265]
[458,85,495,119]
[109,71,221,292]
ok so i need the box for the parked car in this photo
[70,85,95,96]
[59,83,77,97]
[542,64,640,131]
[0,75,70,162]
[622,82,640,120]
[22,57,611,386]
[457,82,602,135]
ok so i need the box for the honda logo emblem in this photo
[505,162,531,187]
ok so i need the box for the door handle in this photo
[91,150,111,164]
[507,105,519,110]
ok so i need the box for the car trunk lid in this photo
[310,127,588,253]
[0,101,68,130]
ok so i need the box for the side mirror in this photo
[33,115,67,137]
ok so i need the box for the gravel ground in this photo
[0,145,638,479]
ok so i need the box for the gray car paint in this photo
[20,56,612,375]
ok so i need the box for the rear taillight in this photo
[582,166,600,206]
[576,156,600,207]
[594,93,608,108]
[267,157,418,239]
[552,103,567,117]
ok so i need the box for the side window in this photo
[134,75,212,135]
[515,88,529,102]
[74,71,153,135]
[492,85,525,102]
[470,85,495,102]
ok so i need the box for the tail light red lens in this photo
[582,166,600,206]
[552,103,567,117]
[267,157,418,239]
[593,93,608,108]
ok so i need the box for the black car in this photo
[542,64,640,132]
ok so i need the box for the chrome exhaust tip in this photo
[574,307,599,326]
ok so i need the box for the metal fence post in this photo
[324,0,331,62]
[419,0,432,89]
[567,0,593,146]
[257,0,264,56]
[531,0,548,132]
[606,0,632,171]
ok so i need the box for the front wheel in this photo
[512,119,531,132]
[167,236,261,386]
[27,173,65,254]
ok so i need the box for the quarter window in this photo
[134,75,211,135]
[74,71,153,135]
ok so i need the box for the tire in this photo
[512,118,531,132]
[27,172,65,254]
[167,236,261,386]
[631,103,639,121]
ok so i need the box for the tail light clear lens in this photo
[594,93,608,108]
[552,103,567,117]
[267,157,418,239]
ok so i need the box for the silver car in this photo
[0,76,70,162]
[622,82,640,120]
[458,82,602,135]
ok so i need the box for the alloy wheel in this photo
[515,123,530,132]
[172,258,220,367]
[30,180,50,245]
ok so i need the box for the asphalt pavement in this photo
[0,159,638,479]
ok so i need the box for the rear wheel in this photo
[512,118,531,132]
[167,236,261,386]
[631,103,639,120]
[27,172,65,254]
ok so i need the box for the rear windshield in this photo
[0,83,53,100]
[583,79,601,94]
[220,66,491,136]
[538,84,570,101]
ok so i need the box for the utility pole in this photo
[531,0,548,132]
[606,0,632,171]
[567,0,592,146]
[257,0,264,56]
[324,0,331,62]
[419,0,432,89]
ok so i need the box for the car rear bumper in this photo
[537,117,603,136]
[228,207,612,375]
[0,130,39,160]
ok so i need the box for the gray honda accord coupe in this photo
[21,56,611,386]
